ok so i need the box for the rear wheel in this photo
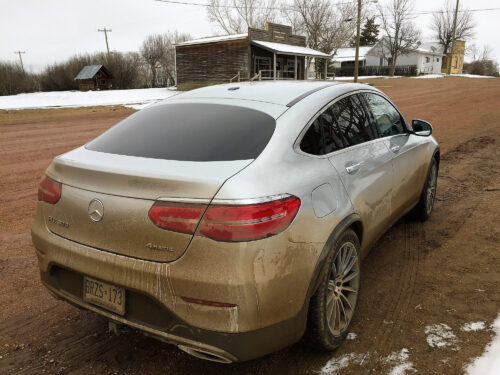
[305,229,361,350]
[413,158,438,221]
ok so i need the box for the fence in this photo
[334,65,417,77]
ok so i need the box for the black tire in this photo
[413,158,438,222]
[304,229,361,350]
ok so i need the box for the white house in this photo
[332,41,444,75]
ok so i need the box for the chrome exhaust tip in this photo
[178,345,233,363]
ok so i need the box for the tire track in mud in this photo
[360,135,498,372]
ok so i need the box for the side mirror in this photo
[412,119,433,137]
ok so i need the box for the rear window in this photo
[86,103,276,161]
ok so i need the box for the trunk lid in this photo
[43,147,252,262]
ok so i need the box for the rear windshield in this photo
[86,103,276,161]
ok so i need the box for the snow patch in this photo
[0,88,180,110]
[462,322,486,332]
[466,314,500,375]
[425,323,459,350]
[334,75,402,81]
[384,348,416,375]
[320,353,369,374]
[411,73,496,79]
[347,332,357,340]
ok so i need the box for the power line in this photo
[98,28,112,55]
[154,0,369,11]
[154,0,500,15]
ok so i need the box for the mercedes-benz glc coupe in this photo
[32,81,439,362]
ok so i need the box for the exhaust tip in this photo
[178,345,233,363]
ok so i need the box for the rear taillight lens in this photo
[198,196,301,242]
[38,175,61,204]
[148,202,206,234]
[148,195,301,242]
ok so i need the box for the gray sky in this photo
[1,0,499,72]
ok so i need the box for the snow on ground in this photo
[466,314,500,375]
[334,75,402,81]
[461,321,486,332]
[411,73,496,79]
[346,332,357,340]
[424,323,459,350]
[321,353,369,374]
[384,349,416,375]
[0,88,180,110]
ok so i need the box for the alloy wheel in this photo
[326,241,360,335]
[426,164,437,215]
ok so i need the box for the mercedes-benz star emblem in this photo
[88,198,104,222]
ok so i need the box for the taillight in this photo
[38,175,61,204]
[198,195,301,242]
[148,202,206,234]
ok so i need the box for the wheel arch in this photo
[306,213,363,300]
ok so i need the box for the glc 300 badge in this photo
[146,243,174,252]
[88,198,104,222]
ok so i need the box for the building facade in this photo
[175,23,330,91]
[332,41,445,75]
[441,40,465,74]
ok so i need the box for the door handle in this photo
[345,162,361,174]
[390,145,400,153]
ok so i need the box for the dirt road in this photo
[1,77,499,374]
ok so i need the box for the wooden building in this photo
[175,23,331,91]
[74,65,112,91]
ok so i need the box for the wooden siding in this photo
[176,39,250,91]
[248,23,306,47]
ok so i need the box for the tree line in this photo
[1,0,497,96]
[0,31,190,96]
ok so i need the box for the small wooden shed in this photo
[74,65,112,91]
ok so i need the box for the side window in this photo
[300,94,375,155]
[300,117,324,155]
[331,95,375,147]
[363,93,405,137]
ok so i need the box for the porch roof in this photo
[251,40,330,58]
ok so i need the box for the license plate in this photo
[83,276,126,315]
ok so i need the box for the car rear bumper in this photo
[31,206,319,361]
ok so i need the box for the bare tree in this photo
[283,0,357,76]
[140,34,169,87]
[431,0,475,56]
[377,0,421,76]
[158,31,192,86]
[466,43,491,62]
[207,0,279,34]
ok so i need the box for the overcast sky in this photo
[1,0,499,72]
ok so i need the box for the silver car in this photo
[32,81,439,363]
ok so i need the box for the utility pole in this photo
[447,0,459,75]
[98,28,112,55]
[14,51,26,72]
[354,0,362,83]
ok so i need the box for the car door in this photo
[362,92,429,222]
[325,94,395,249]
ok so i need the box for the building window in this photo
[101,79,106,85]
[426,56,430,63]
[437,58,439,62]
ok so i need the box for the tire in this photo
[413,158,438,222]
[305,229,361,350]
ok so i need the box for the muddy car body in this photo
[32,81,439,362]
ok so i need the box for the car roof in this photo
[170,81,345,107]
